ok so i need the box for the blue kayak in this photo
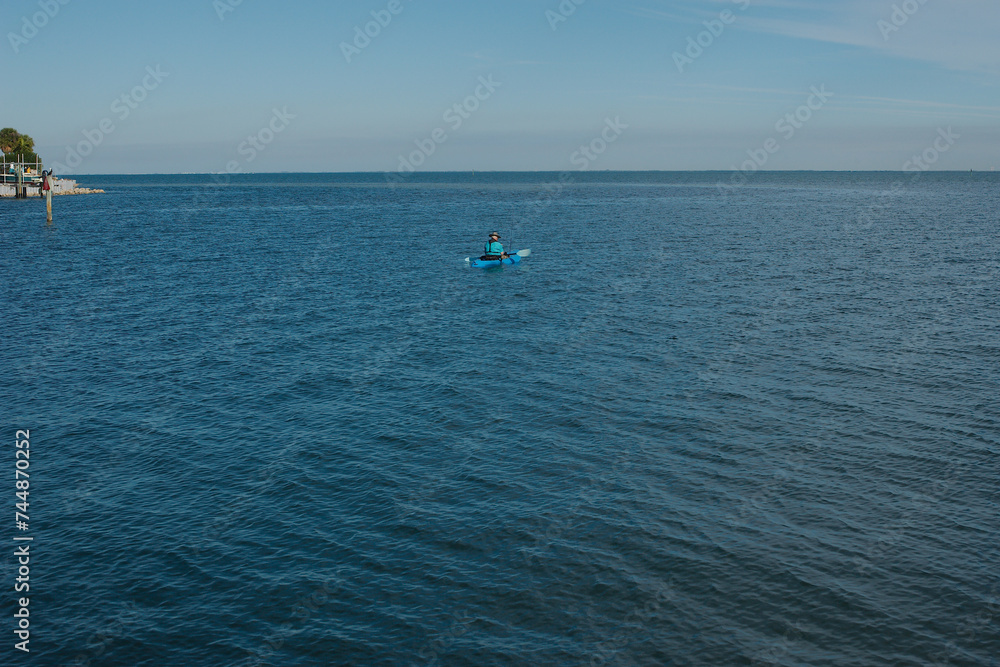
[466,249,530,268]
[468,253,522,268]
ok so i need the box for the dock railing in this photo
[1,154,45,198]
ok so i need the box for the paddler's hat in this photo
[489,231,500,238]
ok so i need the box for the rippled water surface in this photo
[3,172,999,666]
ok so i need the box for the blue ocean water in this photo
[2,171,999,666]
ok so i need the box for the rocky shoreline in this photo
[0,178,104,197]
[54,188,105,195]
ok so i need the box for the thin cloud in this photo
[735,0,1000,74]
[644,82,1000,121]
[634,0,1000,74]
[678,83,1000,115]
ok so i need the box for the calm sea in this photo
[2,172,998,666]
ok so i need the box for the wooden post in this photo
[38,170,52,225]
[15,164,23,199]
[45,172,53,224]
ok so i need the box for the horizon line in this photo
[57,169,997,176]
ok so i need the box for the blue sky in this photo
[2,0,998,173]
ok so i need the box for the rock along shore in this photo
[0,178,104,197]
[54,188,105,195]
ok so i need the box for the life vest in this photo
[483,239,503,259]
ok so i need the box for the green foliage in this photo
[0,128,21,153]
[0,128,40,164]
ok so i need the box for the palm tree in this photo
[0,128,40,165]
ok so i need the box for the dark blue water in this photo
[3,172,999,666]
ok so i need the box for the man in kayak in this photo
[482,231,508,261]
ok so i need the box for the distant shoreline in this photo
[34,169,997,176]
